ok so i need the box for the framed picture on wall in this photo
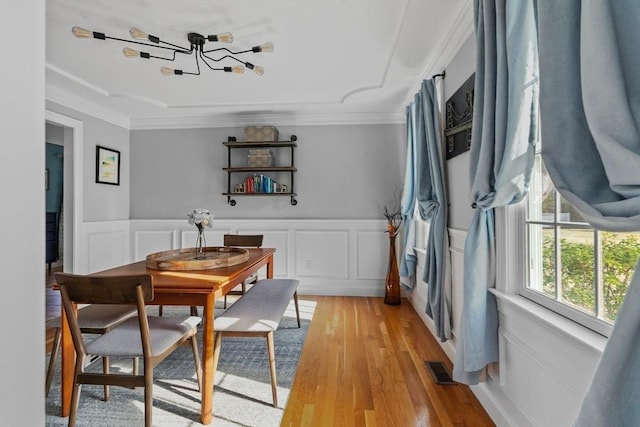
[95,145,120,185]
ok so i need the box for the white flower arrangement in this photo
[187,208,214,230]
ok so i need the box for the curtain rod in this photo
[432,71,446,80]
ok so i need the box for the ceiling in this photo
[46,0,472,129]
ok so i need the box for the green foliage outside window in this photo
[542,233,640,322]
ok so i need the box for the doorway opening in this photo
[45,110,83,275]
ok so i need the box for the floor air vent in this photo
[425,361,457,385]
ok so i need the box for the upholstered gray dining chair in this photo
[55,272,202,427]
[45,303,138,398]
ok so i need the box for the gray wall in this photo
[442,35,476,230]
[45,102,130,222]
[0,1,45,425]
[130,124,405,219]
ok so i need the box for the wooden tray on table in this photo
[146,246,249,271]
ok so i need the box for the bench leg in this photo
[293,291,301,328]
[212,331,222,376]
[191,335,203,392]
[103,357,110,400]
[266,331,278,407]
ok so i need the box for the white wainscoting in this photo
[406,227,606,427]
[80,220,130,274]
[80,219,388,296]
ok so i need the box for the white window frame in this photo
[513,154,615,337]
[496,202,613,338]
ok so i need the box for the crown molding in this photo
[46,84,130,129]
[129,111,405,130]
[46,83,404,130]
[402,1,474,106]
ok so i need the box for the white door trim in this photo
[45,110,83,273]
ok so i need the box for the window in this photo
[522,151,640,336]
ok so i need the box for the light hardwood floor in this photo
[282,296,494,427]
[46,274,494,426]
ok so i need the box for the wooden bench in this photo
[212,278,300,407]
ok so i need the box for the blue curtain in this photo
[534,0,640,424]
[453,0,539,385]
[400,79,451,340]
[535,0,640,231]
[416,80,450,341]
[399,103,417,288]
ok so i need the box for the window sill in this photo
[490,289,607,354]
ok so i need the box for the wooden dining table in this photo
[58,247,275,425]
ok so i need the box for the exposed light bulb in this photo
[232,65,245,74]
[253,66,264,76]
[160,67,175,76]
[129,27,148,40]
[216,32,234,43]
[72,26,92,38]
[122,47,139,58]
[259,42,274,53]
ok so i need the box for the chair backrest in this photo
[55,273,153,305]
[54,273,153,358]
[223,234,263,248]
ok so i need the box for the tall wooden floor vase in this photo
[384,227,401,305]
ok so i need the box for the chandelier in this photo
[71,26,274,76]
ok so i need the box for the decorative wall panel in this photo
[356,230,387,280]
[295,230,349,279]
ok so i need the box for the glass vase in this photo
[195,227,207,259]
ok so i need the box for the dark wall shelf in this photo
[223,135,298,206]
[223,166,297,173]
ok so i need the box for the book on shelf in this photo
[237,174,284,193]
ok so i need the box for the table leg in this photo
[60,303,75,417]
[200,293,215,425]
[267,254,274,279]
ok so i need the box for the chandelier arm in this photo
[202,46,253,55]
[156,39,191,52]
[201,52,245,65]
[191,49,202,75]
[103,34,190,53]
[199,51,226,71]
[148,48,193,62]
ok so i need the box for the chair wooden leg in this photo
[266,331,278,407]
[293,291,301,328]
[223,295,228,309]
[69,382,81,427]
[144,366,153,427]
[69,357,84,427]
[158,305,163,316]
[191,335,202,392]
[45,327,61,397]
[190,306,199,316]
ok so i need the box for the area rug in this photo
[45,300,314,426]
